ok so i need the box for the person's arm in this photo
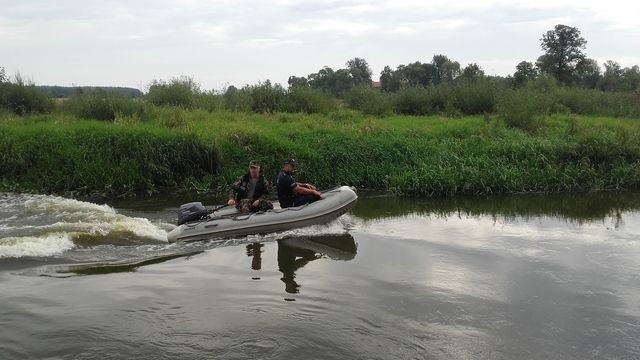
[227,176,241,206]
[261,178,271,200]
[293,183,321,197]
[299,183,317,190]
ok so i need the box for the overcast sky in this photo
[2,0,639,90]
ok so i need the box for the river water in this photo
[1,192,640,359]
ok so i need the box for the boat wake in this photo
[0,193,173,259]
[1,193,357,274]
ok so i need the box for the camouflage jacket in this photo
[228,173,271,202]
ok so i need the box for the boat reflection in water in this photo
[246,233,357,293]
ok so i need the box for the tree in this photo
[460,63,485,81]
[441,60,461,82]
[287,76,308,88]
[380,65,401,92]
[513,61,538,87]
[537,24,587,85]
[574,58,600,88]
[0,66,5,83]
[432,54,451,84]
[346,57,373,86]
[621,65,640,91]
[599,60,623,91]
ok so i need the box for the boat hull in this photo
[167,186,357,243]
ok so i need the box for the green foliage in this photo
[38,86,143,98]
[0,74,53,115]
[452,79,497,115]
[281,86,337,114]
[513,61,538,87]
[0,121,217,194]
[63,90,148,121]
[344,86,392,116]
[392,85,453,115]
[223,86,252,112]
[497,87,552,131]
[194,91,225,112]
[3,111,640,197]
[146,76,199,108]
[244,81,286,113]
[537,24,587,85]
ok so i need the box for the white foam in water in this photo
[0,194,173,258]
[0,233,75,258]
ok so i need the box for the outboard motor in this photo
[177,202,209,225]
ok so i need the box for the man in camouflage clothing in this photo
[227,160,274,214]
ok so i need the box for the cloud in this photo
[1,0,638,88]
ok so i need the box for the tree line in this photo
[285,24,639,96]
[1,24,639,119]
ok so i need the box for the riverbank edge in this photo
[2,113,640,200]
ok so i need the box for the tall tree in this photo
[537,24,587,85]
[432,54,451,84]
[574,58,600,88]
[287,76,308,88]
[346,57,373,86]
[441,60,461,82]
[513,61,538,87]
[599,60,624,91]
[380,65,401,92]
[460,63,485,81]
[621,65,640,91]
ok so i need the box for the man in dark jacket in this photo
[228,160,273,213]
[276,158,322,208]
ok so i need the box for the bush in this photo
[63,90,148,121]
[146,76,199,108]
[452,79,497,115]
[0,75,52,115]
[281,86,337,114]
[244,81,286,113]
[392,85,453,115]
[194,91,225,112]
[344,86,392,116]
[223,86,252,112]
[497,88,552,131]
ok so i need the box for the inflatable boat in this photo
[167,186,357,243]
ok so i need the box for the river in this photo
[1,191,640,359]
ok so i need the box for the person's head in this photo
[283,158,297,173]
[248,160,261,178]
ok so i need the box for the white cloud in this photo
[0,0,638,88]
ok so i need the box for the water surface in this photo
[1,191,639,359]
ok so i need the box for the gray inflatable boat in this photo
[167,186,357,243]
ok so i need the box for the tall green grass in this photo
[0,121,217,195]
[3,107,640,198]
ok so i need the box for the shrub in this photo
[452,79,497,115]
[223,86,252,112]
[194,91,225,112]
[497,88,552,131]
[392,85,453,115]
[63,90,148,121]
[0,75,52,115]
[146,76,199,108]
[244,81,286,113]
[344,86,392,116]
[281,86,337,114]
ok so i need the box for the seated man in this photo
[276,158,322,208]
[227,160,273,214]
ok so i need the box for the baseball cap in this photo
[283,158,297,166]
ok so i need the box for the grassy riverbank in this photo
[1,109,640,198]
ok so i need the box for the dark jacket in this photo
[229,173,271,202]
